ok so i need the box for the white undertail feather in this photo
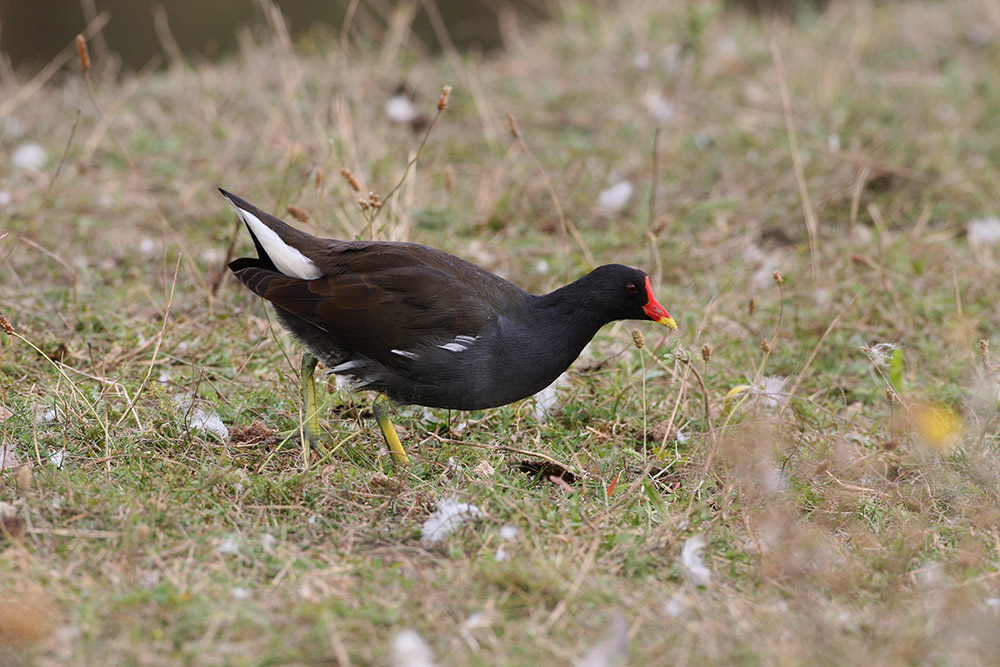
[331,360,362,373]
[228,202,322,280]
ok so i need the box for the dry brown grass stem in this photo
[647,128,661,236]
[151,4,186,69]
[28,363,142,430]
[717,276,790,434]
[80,61,159,162]
[786,294,858,403]
[376,2,419,74]
[771,41,820,282]
[113,256,180,430]
[684,361,718,475]
[427,434,581,478]
[27,527,120,540]
[2,329,103,426]
[594,356,690,522]
[818,2,871,103]
[507,113,596,271]
[824,470,889,498]
[646,129,664,283]
[0,13,108,120]
[770,272,785,348]
[78,53,210,297]
[638,346,715,459]
[214,218,247,296]
[421,0,499,145]
[339,0,362,55]
[79,0,110,64]
[260,0,304,136]
[322,609,352,667]
[849,164,870,237]
[952,267,978,369]
[366,85,452,232]
[544,532,600,629]
[20,111,82,244]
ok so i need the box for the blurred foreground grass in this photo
[2,0,1000,664]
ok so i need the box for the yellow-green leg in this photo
[300,353,326,455]
[373,393,409,466]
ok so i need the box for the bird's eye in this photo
[626,283,638,295]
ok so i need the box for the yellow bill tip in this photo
[659,316,678,331]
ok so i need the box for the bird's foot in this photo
[300,353,329,459]
[373,394,410,467]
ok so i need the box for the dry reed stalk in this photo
[646,128,664,285]
[505,112,596,272]
[421,0,499,145]
[151,5,186,68]
[362,85,453,241]
[75,39,210,297]
[0,13,108,120]
[771,41,820,282]
[786,294,859,402]
[20,111,81,252]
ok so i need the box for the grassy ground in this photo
[2,0,1000,664]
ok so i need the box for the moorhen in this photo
[222,190,677,465]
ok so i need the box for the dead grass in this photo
[2,0,1000,663]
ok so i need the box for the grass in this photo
[2,0,1000,663]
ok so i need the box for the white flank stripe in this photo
[455,335,477,344]
[331,360,362,373]
[439,342,467,352]
[392,349,419,360]
[231,204,322,280]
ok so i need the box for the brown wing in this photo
[232,260,496,366]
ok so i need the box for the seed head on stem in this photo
[437,85,452,111]
[506,113,521,139]
[340,167,361,193]
[76,35,90,72]
[632,329,645,349]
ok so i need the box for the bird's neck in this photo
[532,286,609,358]
[482,289,608,402]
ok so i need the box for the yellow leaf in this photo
[911,402,963,453]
